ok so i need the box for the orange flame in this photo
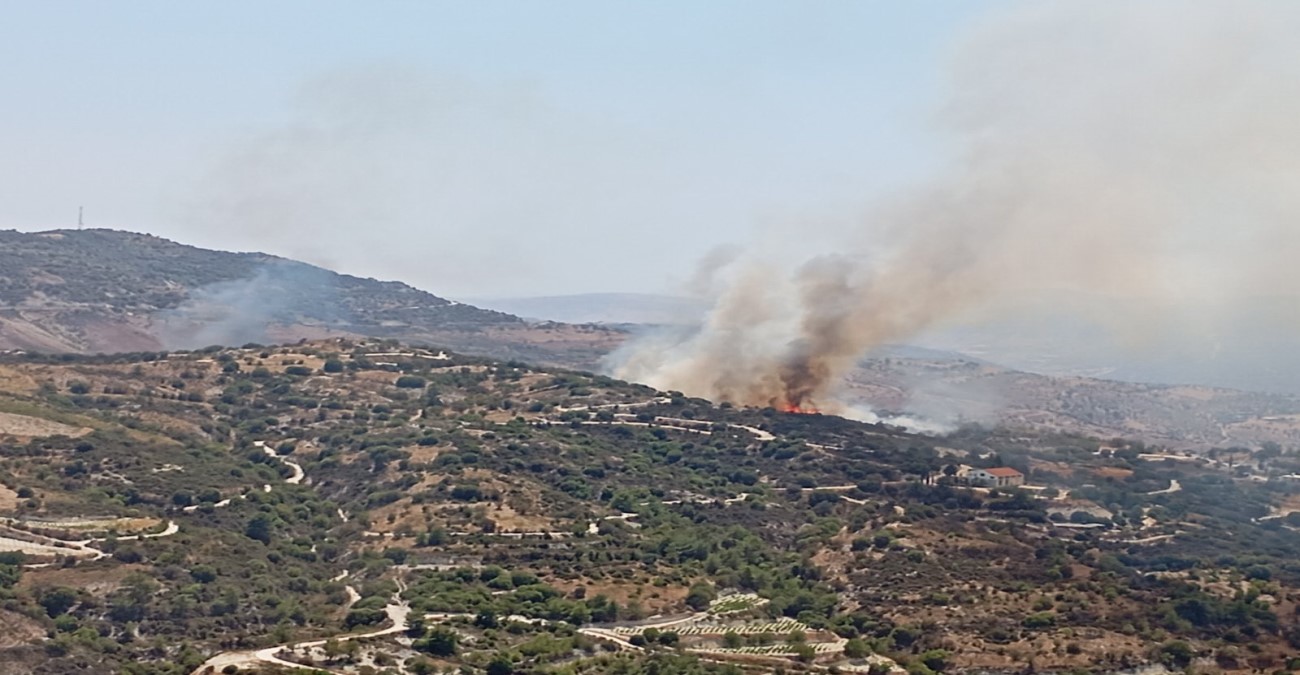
[779,403,821,415]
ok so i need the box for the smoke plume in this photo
[610,1,1300,413]
[155,261,342,349]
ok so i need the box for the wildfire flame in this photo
[778,403,821,415]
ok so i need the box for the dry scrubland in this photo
[0,340,1296,674]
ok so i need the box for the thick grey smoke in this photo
[610,1,1300,412]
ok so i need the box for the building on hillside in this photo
[967,467,1025,488]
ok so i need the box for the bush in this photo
[395,375,427,389]
[919,649,950,671]
[345,607,386,629]
[1022,612,1055,629]
[415,626,459,656]
[451,485,484,502]
[844,637,871,658]
[685,582,715,611]
[1157,640,1194,667]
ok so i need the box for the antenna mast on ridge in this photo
[78,206,84,229]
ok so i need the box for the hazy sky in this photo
[0,1,996,297]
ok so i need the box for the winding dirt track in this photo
[192,581,407,675]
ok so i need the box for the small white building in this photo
[968,467,1025,488]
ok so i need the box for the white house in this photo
[967,467,1025,488]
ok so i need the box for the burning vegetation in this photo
[610,2,1300,419]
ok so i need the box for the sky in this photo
[0,1,997,298]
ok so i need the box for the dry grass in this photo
[18,564,142,597]
[552,579,689,614]
[481,502,557,532]
[0,366,39,395]
[21,516,162,534]
[0,609,44,649]
[404,443,443,464]
[0,410,90,438]
[0,485,17,512]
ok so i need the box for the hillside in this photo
[0,229,620,367]
[848,357,1300,451]
[0,340,1297,673]
[6,229,1300,453]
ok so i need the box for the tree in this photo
[486,653,514,675]
[1158,640,1194,667]
[451,485,484,502]
[474,611,499,629]
[323,359,345,373]
[685,582,716,611]
[415,626,458,656]
[39,587,78,617]
[0,560,20,589]
[345,608,386,629]
[844,638,871,658]
[245,513,274,544]
[920,649,950,672]
[395,375,427,389]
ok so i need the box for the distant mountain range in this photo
[911,292,1300,396]
[0,229,620,368]
[466,292,707,326]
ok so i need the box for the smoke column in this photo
[610,1,1300,412]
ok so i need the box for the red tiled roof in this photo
[984,467,1023,478]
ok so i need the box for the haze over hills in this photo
[0,229,620,368]
[910,293,1300,397]
[5,231,1300,452]
[480,291,1300,396]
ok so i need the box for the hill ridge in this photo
[0,228,619,365]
